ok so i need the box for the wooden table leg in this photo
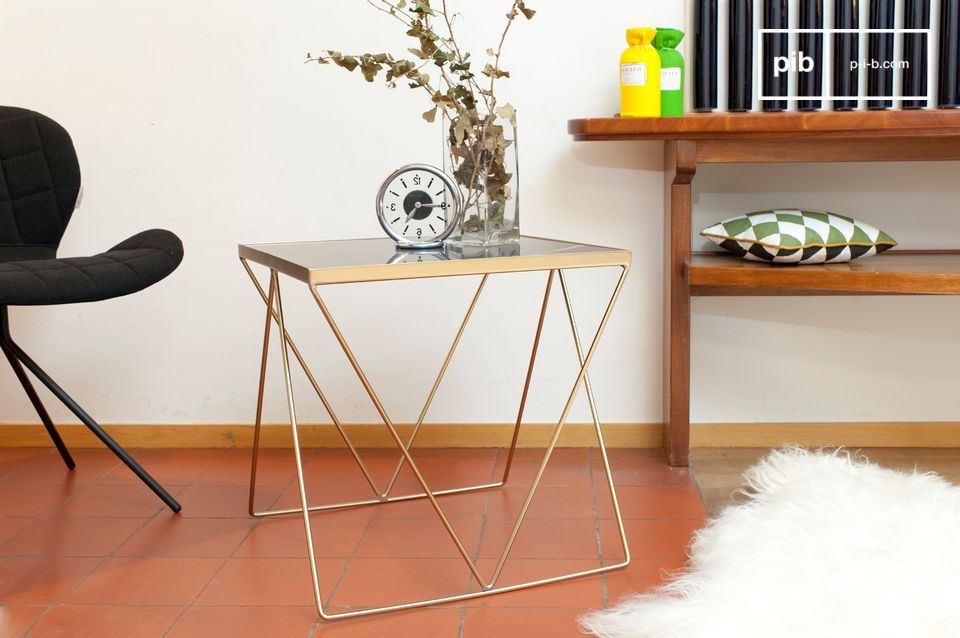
[663,141,697,467]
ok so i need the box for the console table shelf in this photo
[568,110,960,141]
[568,110,960,466]
[692,251,960,296]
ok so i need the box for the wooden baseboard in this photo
[2,421,960,449]
[0,423,662,449]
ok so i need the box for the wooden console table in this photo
[568,110,960,467]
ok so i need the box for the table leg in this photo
[241,262,508,516]
[381,274,490,498]
[486,265,630,584]
[558,270,630,566]
[663,140,698,467]
[241,261,631,619]
[501,270,555,484]
[241,259,380,516]
[271,270,329,615]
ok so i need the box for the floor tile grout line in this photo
[587,447,610,609]
[21,476,174,637]
[102,468,199,638]
[296,448,499,627]
[455,447,500,638]
[2,453,235,560]
[163,448,288,637]
[319,446,386,611]
[321,509,373,610]
[0,447,56,481]
[6,448,125,525]
[191,447,243,486]
[159,474,230,638]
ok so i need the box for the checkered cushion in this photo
[701,210,897,265]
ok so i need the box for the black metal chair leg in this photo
[0,340,75,470]
[4,339,181,513]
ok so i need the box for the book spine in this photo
[695,0,719,111]
[798,0,825,110]
[902,0,930,109]
[867,0,896,109]
[940,0,960,107]
[833,0,860,110]
[728,0,755,111]
[762,0,789,111]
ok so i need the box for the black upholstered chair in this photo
[0,106,182,512]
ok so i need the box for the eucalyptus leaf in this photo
[482,63,510,79]
[337,55,359,72]
[495,103,517,127]
[517,1,536,19]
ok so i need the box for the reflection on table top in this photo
[238,236,631,285]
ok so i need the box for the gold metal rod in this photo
[273,271,328,617]
[490,265,629,584]
[248,273,276,516]
[251,479,506,518]
[241,258,382,504]
[558,269,631,563]
[501,269,554,485]
[382,274,489,498]
[309,284,489,588]
[313,558,630,620]
[242,261,630,619]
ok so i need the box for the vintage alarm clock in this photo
[376,163,462,249]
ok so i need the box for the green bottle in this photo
[654,28,685,116]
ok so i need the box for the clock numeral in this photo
[390,203,396,211]
[440,202,448,210]
[416,227,423,237]
[413,174,421,186]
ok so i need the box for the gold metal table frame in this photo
[237,237,632,620]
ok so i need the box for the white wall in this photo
[0,1,957,429]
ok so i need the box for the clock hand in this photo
[405,201,444,222]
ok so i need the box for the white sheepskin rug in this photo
[580,447,960,638]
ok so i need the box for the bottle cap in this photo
[626,27,657,46]
[653,28,684,50]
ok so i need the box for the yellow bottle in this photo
[620,27,661,117]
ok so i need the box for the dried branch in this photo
[310,0,534,215]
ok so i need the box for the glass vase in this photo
[443,109,519,249]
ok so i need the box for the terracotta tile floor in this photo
[0,447,705,637]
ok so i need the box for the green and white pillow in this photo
[701,209,897,265]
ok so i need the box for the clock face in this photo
[376,164,460,248]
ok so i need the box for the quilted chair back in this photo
[0,106,81,262]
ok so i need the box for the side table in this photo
[238,236,631,619]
